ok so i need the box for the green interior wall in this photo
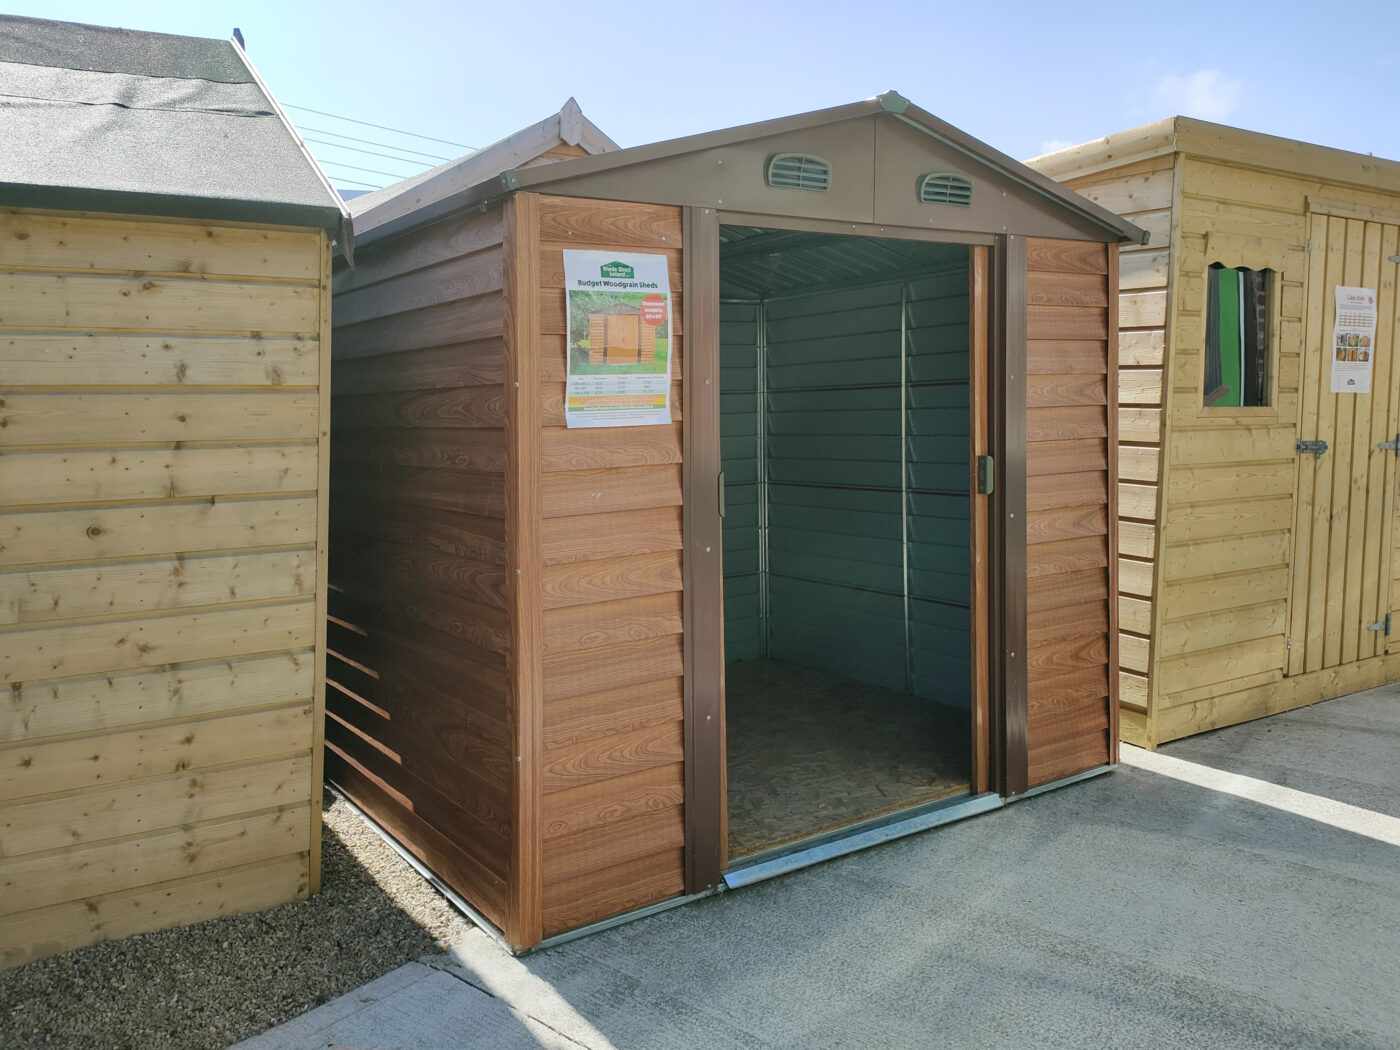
[719,238,972,709]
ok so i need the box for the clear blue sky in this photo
[9,1,1400,193]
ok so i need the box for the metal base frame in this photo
[722,791,1003,889]
[327,785,514,955]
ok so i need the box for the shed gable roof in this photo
[349,98,618,238]
[356,92,1144,249]
[0,15,346,234]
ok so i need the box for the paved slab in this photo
[234,684,1400,1050]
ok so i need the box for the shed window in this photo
[1204,264,1272,407]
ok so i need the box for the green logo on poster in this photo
[600,261,635,279]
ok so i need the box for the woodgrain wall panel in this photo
[1023,238,1114,786]
[327,206,514,933]
[1032,153,1175,746]
[0,212,329,969]
[532,195,688,938]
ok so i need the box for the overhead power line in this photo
[297,125,451,162]
[320,159,415,180]
[283,103,475,150]
[303,137,437,168]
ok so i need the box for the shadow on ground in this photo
[239,684,1400,1050]
[0,792,472,1050]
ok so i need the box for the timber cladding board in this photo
[0,212,331,967]
[1043,133,1400,746]
[532,195,688,936]
[326,201,517,940]
[1023,238,1113,785]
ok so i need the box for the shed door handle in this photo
[976,455,995,495]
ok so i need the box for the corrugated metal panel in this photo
[719,235,971,708]
[721,299,762,661]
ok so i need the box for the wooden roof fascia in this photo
[1171,116,1400,196]
[1022,118,1180,183]
[1032,115,1400,200]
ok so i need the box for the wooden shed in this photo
[1027,119,1400,747]
[327,92,1144,952]
[587,302,656,364]
[0,16,347,969]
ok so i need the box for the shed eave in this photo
[1171,116,1400,195]
[228,31,353,257]
[2,182,345,231]
[1023,117,1179,183]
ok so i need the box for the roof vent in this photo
[765,153,832,192]
[919,172,973,206]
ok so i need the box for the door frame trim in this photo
[683,211,1008,889]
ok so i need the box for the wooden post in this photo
[309,229,333,893]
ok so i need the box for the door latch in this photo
[976,455,995,495]
[1366,612,1391,635]
[1379,435,1400,452]
[1296,439,1328,457]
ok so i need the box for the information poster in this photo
[563,250,672,428]
[1330,285,1377,394]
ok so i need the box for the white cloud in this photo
[1151,69,1244,122]
[1037,138,1077,156]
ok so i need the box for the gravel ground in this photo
[0,790,475,1050]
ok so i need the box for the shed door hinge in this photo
[1366,613,1391,635]
[1379,435,1400,452]
[1297,439,1328,457]
[1285,635,1291,649]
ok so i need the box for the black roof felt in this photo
[0,15,345,231]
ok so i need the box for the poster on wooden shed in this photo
[563,249,672,427]
[1330,285,1377,393]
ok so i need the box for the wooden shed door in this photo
[606,314,641,362]
[1288,213,1400,675]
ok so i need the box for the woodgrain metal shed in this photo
[1028,118,1400,748]
[328,93,1143,951]
[0,16,347,968]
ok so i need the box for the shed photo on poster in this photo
[564,249,673,427]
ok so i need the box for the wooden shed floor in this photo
[725,658,971,860]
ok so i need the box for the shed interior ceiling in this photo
[719,226,967,299]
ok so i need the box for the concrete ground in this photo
[234,684,1400,1050]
